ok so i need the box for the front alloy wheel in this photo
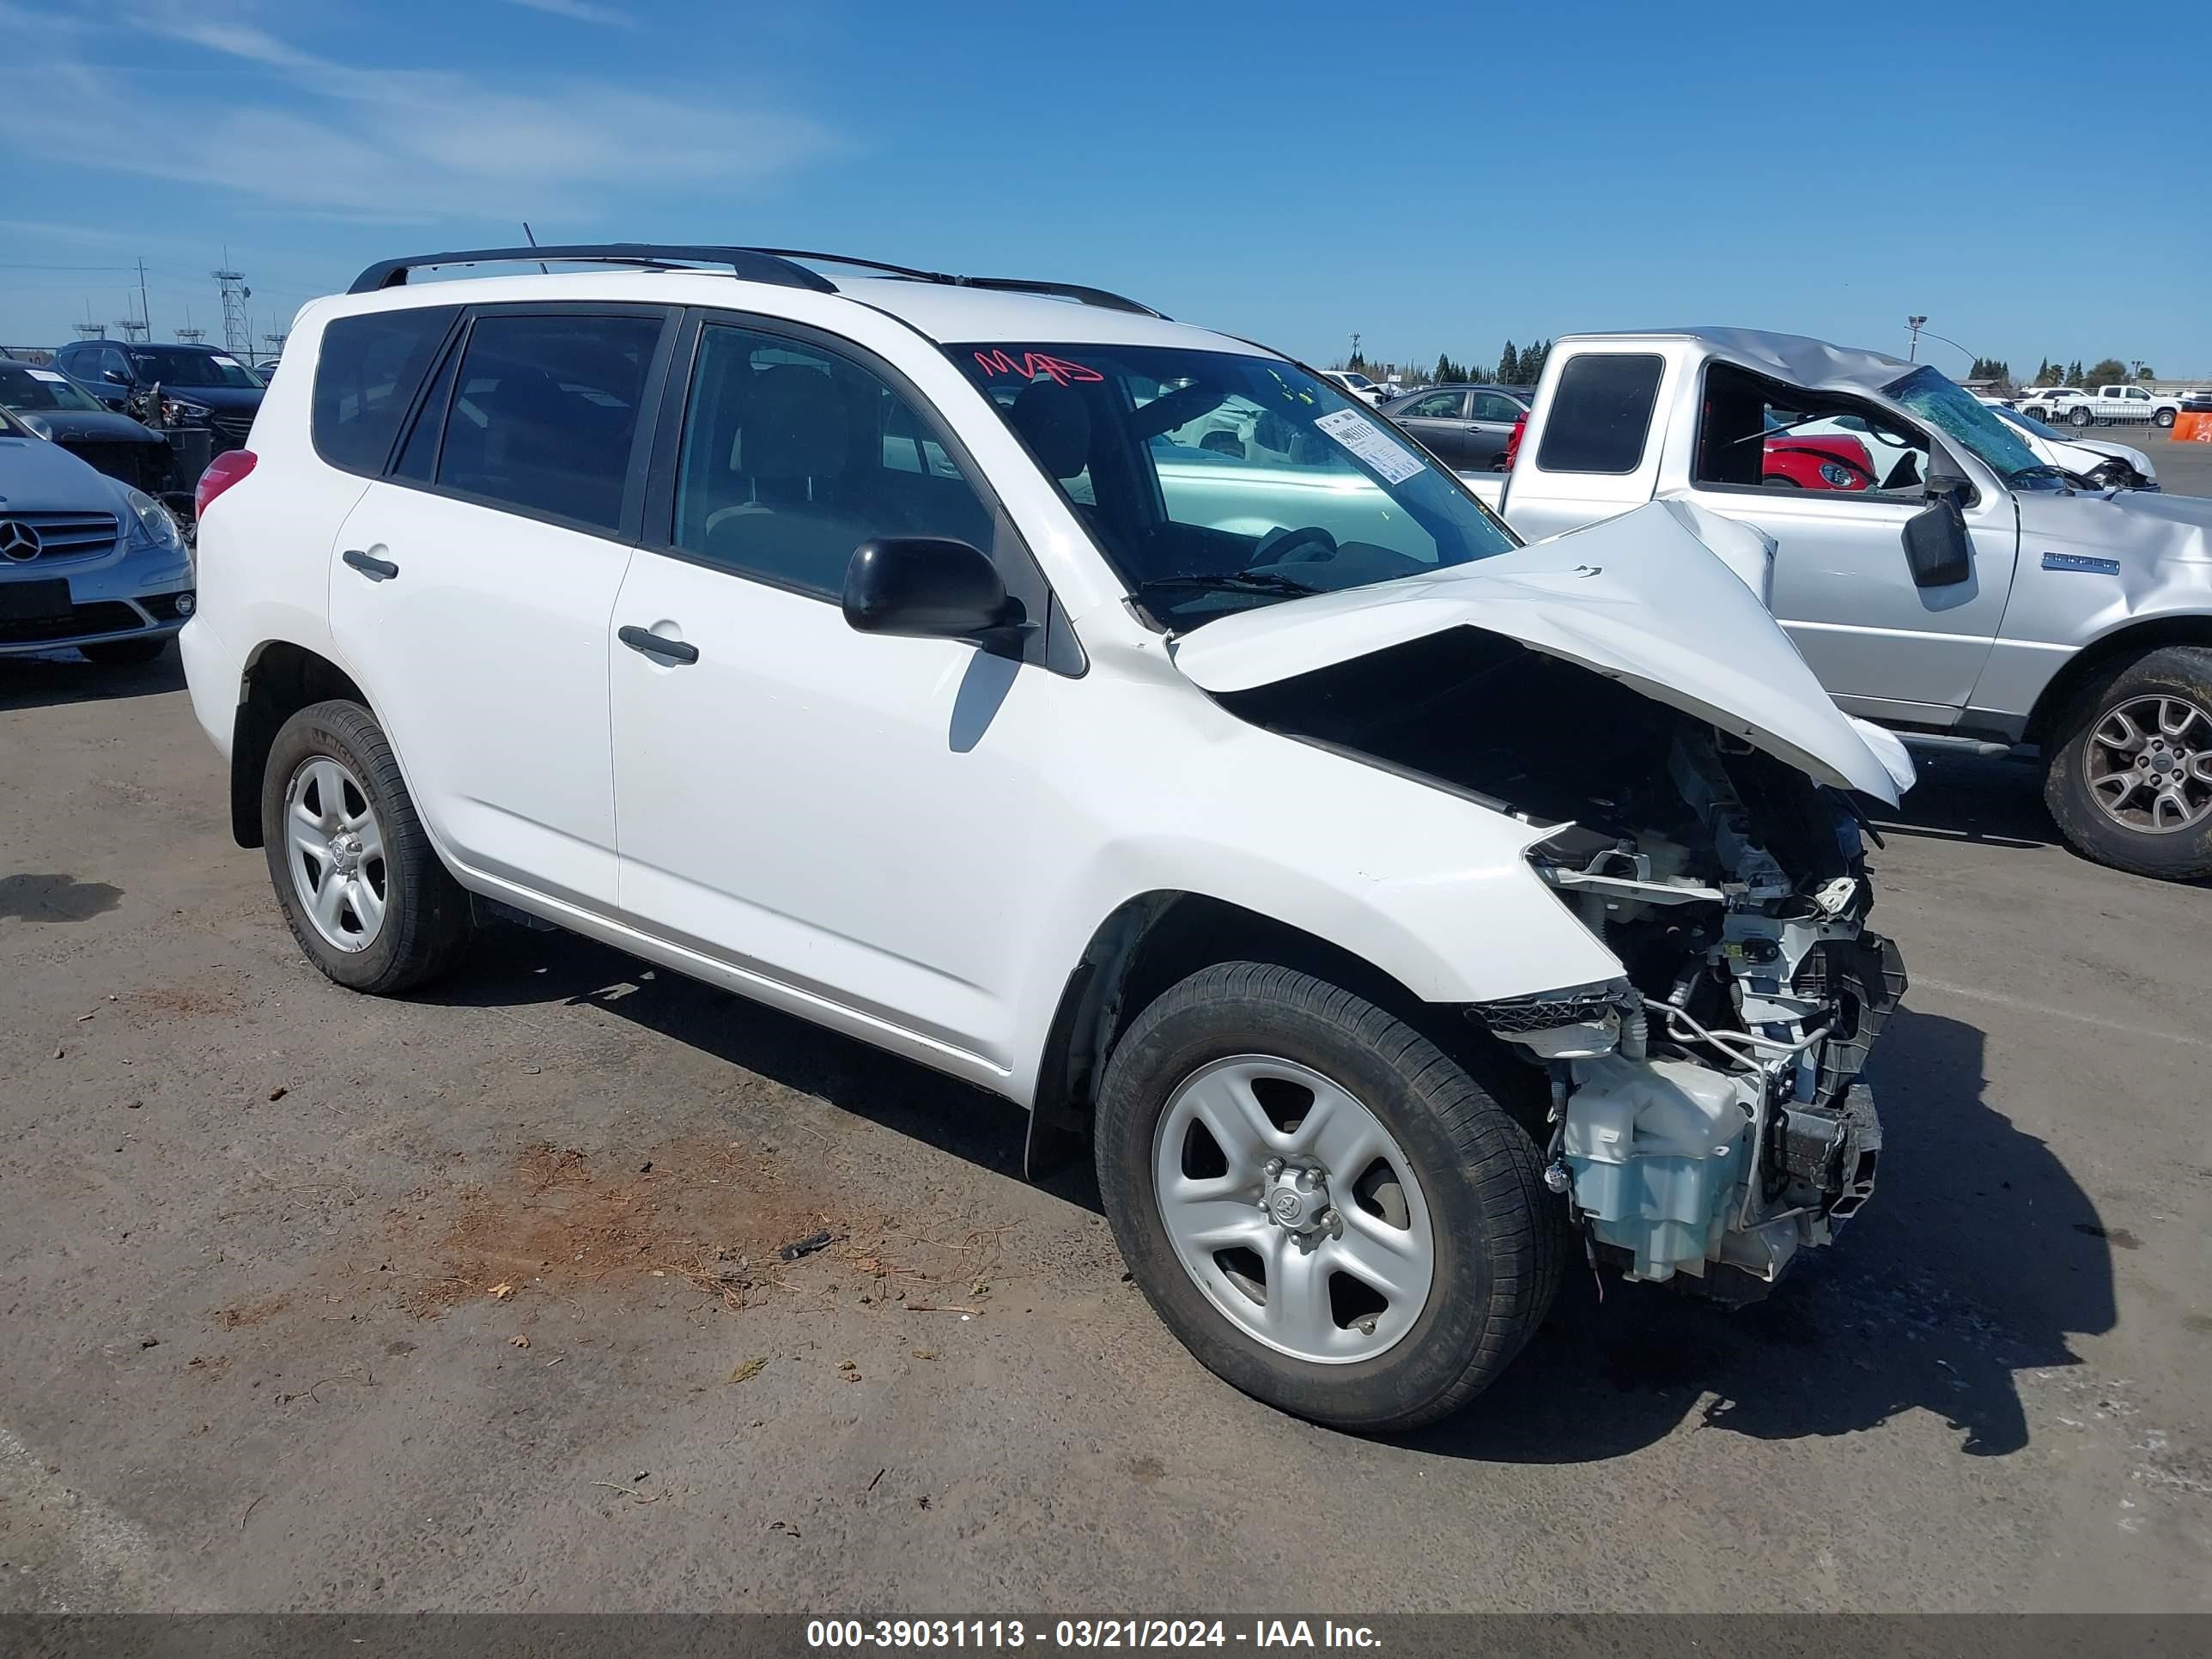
[2082,695,2212,836]
[1153,1056,1435,1364]
[1097,961,1559,1432]
[2045,647,2212,880]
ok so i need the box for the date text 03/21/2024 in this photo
[805,1620,1382,1650]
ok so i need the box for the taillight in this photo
[196,447,256,519]
[1504,415,1527,470]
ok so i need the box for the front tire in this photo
[1095,962,1559,1432]
[260,700,472,994]
[2069,404,2096,427]
[2154,408,2176,428]
[2044,646,2212,879]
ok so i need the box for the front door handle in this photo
[342,549,399,581]
[618,624,699,665]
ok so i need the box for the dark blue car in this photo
[51,339,264,454]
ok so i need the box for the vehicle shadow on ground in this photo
[1865,750,2052,850]
[1410,1005,2116,1465]
[0,648,184,713]
[424,931,2115,1466]
[423,924,1068,1197]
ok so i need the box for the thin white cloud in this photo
[500,0,636,26]
[2,2,835,222]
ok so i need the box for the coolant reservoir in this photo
[1562,1053,1753,1281]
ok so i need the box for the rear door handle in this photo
[618,624,699,665]
[342,549,399,581]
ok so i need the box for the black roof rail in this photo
[748,249,1167,318]
[347,242,1166,319]
[348,244,836,295]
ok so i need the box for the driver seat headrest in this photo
[1008,380,1091,481]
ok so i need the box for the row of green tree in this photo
[1345,338,1553,388]
[1968,356,2156,389]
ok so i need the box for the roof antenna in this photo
[522,222,549,276]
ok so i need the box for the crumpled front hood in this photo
[2019,487,2212,566]
[1167,499,1903,803]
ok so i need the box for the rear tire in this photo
[80,637,169,666]
[1095,961,1559,1432]
[2043,646,2212,880]
[260,699,473,994]
[2069,404,2095,427]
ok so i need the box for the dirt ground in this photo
[0,648,2206,1613]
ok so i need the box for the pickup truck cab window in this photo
[1534,353,1662,473]
[950,342,1516,629]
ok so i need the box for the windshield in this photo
[127,348,263,389]
[949,343,1518,628]
[1882,364,2056,489]
[0,363,105,412]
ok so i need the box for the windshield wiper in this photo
[2006,465,2068,483]
[1136,569,1322,602]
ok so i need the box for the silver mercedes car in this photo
[0,404,194,665]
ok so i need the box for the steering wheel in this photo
[1253,525,1339,566]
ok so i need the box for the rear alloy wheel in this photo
[1096,961,1559,1432]
[261,700,472,994]
[2045,647,2212,879]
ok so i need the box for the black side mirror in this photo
[1902,489,1972,587]
[843,538,1028,647]
[101,368,130,386]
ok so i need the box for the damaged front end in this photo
[1214,621,1906,1300]
[1492,728,1905,1297]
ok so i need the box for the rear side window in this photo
[1534,353,1663,474]
[432,312,663,533]
[312,307,459,475]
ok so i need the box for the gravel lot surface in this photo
[1,638,2206,1613]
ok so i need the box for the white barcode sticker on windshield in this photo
[27,368,65,381]
[1314,407,1425,484]
[211,355,241,367]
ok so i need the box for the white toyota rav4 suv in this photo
[182,244,1912,1431]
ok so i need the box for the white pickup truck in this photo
[2020,385,2182,428]
[1457,329,2212,879]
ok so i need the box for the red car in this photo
[1761,431,1875,490]
[1496,415,1873,493]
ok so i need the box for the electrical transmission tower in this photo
[175,326,206,343]
[73,322,107,341]
[263,331,289,358]
[213,256,252,355]
[115,316,150,342]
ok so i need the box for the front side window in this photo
[2126,386,2149,401]
[313,307,459,475]
[948,342,1516,629]
[1534,353,1662,474]
[671,323,995,596]
[1470,392,1523,422]
[428,312,662,532]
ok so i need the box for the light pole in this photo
[1907,315,1927,361]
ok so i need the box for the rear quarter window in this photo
[312,307,461,475]
[1534,353,1664,474]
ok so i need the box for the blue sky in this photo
[4,0,2208,376]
